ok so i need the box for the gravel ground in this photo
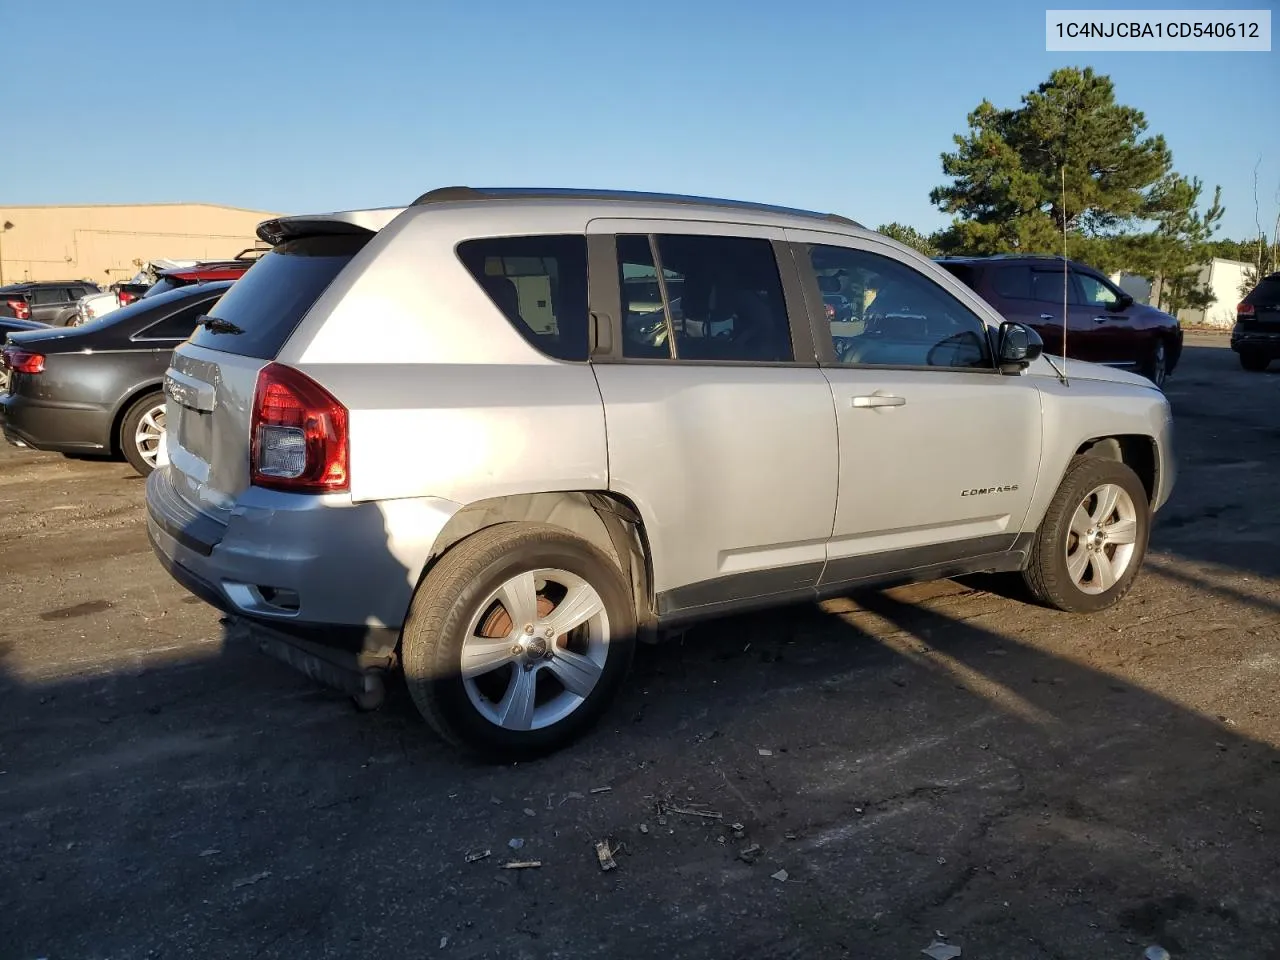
[1,334,1277,960]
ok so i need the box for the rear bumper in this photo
[0,393,113,452]
[145,466,459,654]
[1231,327,1280,355]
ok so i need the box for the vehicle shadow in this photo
[2,566,1277,959]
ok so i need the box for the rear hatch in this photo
[162,230,373,524]
[1241,274,1280,331]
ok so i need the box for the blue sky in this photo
[5,0,1277,238]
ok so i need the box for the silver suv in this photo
[147,187,1176,758]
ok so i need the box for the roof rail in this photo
[410,186,862,228]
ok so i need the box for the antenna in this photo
[1060,163,1070,386]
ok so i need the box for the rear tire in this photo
[1023,456,1150,614]
[119,391,166,477]
[401,523,636,760]
[1141,339,1169,388]
[1239,352,1270,372]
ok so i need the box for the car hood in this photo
[1027,354,1155,388]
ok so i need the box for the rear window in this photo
[190,234,369,358]
[936,262,977,289]
[1244,276,1280,306]
[456,235,589,361]
[143,277,186,299]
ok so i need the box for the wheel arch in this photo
[1073,434,1158,505]
[420,491,657,637]
[108,381,165,455]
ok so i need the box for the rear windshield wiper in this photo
[196,314,244,335]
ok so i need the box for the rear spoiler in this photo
[255,207,404,246]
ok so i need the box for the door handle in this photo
[851,395,906,409]
[1039,313,1055,320]
[1094,316,1108,323]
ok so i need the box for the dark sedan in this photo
[0,281,232,476]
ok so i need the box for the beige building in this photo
[0,202,282,286]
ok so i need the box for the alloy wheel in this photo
[134,403,166,469]
[461,568,611,731]
[1064,483,1139,595]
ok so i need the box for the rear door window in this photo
[31,288,66,305]
[1031,269,1066,304]
[456,235,589,361]
[616,233,793,362]
[992,266,1032,299]
[189,234,369,358]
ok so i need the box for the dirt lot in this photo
[1,334,1277,960]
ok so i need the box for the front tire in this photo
[1239,351,1270,372]
[401,523,636,760]
[119,392,166,477]
[1023,456,1150,613]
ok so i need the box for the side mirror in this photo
[996,321,1043,374]
[1113,292,1134,311]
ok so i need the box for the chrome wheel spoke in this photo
[1066,546,1090,584]
[1092,551,1118,591]
[546,582,605,638]
[1104,518,1138,545]
[495,572,539,634]
[496,667,538,731]
[461,638,518,679]
[1091,484,1121,524]
[1069,504,1092,538]
[547,648,603,699]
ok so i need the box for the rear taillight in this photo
[250,362,349,493]
[118,291,137,306]
[1237,302,1255,318]
[6,299,30,320]
[2,347,45,375]
[824,303,836,321]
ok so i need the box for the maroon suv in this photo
[936,255,1182,388]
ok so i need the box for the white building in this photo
[1174,258,1252,328]
[1111,259,1254,328]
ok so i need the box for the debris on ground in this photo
[230,870,270,890]
[502,860,542,870]
[523,807,536,817]
[639,824,649,834]
[464,849,492,863]
[560,791,585,804]
[589,786,612,794]
[771,869,789,882]
[489,797,502,806]
[508,838,525,850]
[595,840,618,871]
[199,848,220,857]
[439,935,449,949]
[922,940,962,960]
[1144,947,1171,960]
[758,748,773,757]
[664,804,723,820]
[738,843,763,864]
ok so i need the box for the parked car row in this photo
[1,281,103,325]
[2,282,232,475]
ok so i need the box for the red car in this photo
[141,249,264,299]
